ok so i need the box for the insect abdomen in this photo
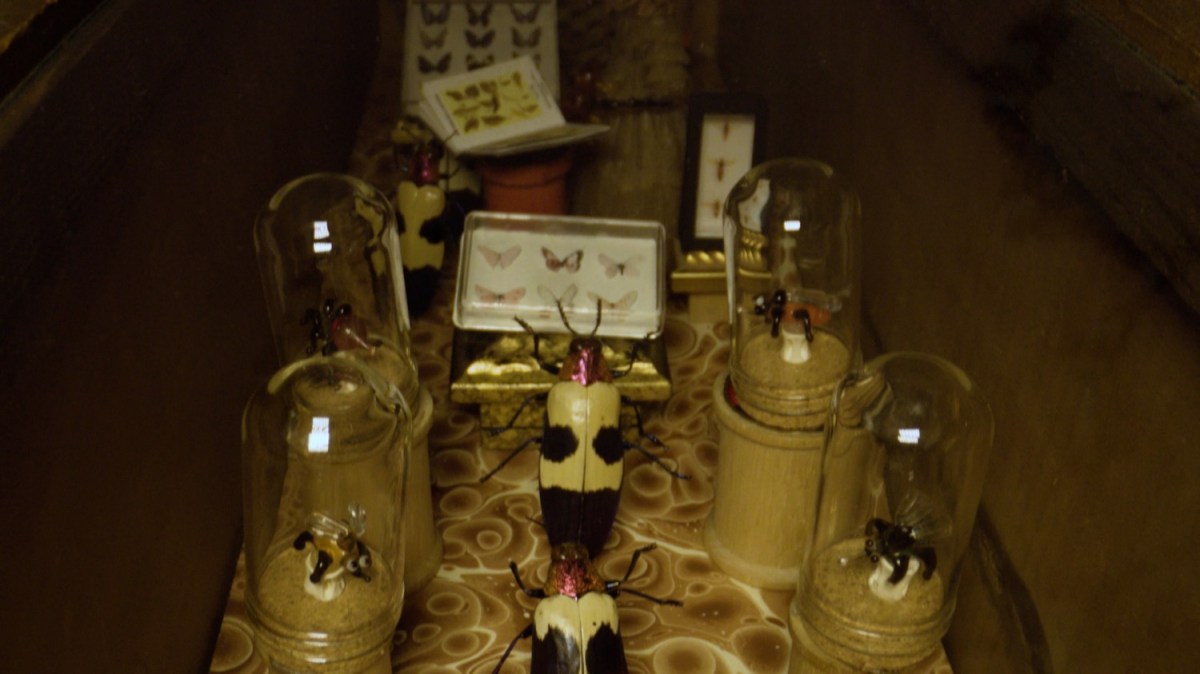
[540,382,624,557]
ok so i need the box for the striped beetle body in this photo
[493,543,680,674]
[481,302,687,558]
[540,335,625,557]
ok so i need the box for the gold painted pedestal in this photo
[449,328,672,450]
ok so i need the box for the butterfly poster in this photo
[453,211,665,338]
[402,1,561,120]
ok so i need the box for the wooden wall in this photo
[0,1,377,671]
[718,2,1199,672]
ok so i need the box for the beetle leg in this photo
[614,333,653,380]
[916,546,938,579]
[770,306,783,337]
[888,554,910,584]
[623,399,665,449]
[623,440,690,479]
[310,551,333,584]
[480,436,543,482]
[489,392,548,436]
[515,316,559,376]
[619,544,659,583]
[509,561,545,599]
[293,531,314,550]
[491,623,535,674]
[617,587,684,607]
[796,308,814,342]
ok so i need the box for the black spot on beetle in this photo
[584,623,625,672]
[542,425,579,463]
[593,427,623,465]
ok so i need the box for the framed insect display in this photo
[678,93,767,254]
[453,211,665,338]
[401,1,561,117]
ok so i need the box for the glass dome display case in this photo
[724,158,861,430]
[790,352,994,672]
[242,358,407,673]
[254,172,442,593]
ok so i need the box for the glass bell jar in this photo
[255,173,418,406]
[255,172,444,593]
[789,352,994,672]
[725,158,861,430]
[243,357,407,673]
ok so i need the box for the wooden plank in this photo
[0,1,378,672]
[905,0,1200,313]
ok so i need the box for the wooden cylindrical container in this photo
[704,375,824,589]
[403,386,442,594]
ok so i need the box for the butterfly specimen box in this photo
[449,211,671,450]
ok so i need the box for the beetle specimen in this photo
[492,542,680,673]
[864,517,939,584]
[752,289,832,340]
[481,301,688,558]
[293,506,373,584]
[865,489,952,585]
[302,299,372,355]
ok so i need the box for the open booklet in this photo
[417,56,607,157]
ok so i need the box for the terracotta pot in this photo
[478,149,573,214]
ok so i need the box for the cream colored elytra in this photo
[541,381,623,493]
[393,181,445,270]
[533,593,621,671]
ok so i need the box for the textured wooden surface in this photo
[718,2,1200,672]
[0,3,377,672]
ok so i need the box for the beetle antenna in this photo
[555,300,579,337]
[590,298,602,338]
[514,317,557,374]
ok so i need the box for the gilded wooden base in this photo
[450,328,672,450]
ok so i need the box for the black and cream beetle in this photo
[492,542,680,674]
[482,302,688,558]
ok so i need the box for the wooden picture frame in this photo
[678,93,767,253]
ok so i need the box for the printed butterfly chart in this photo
[402,1,561,116]
[475,285,526,305]
[598,253,642,278]
[479,244,521,269]
[419,53,451,74]
[542,247,583,273]
[465,29,496,48]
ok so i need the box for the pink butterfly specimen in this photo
[587,290,637,311]
[479,244,521,269]
[538,283,578,308]
[475,285,526,305]
[542,247,583,273]
[598,253,642,278]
